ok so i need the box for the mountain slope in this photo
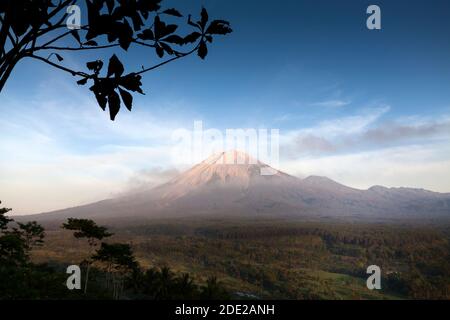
[25,150,450,222]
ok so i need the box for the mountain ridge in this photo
[20,150,450,222]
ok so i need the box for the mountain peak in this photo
[203,150,260,166]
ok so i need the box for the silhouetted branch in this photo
[27,53,89,78]
[0,1,232,120]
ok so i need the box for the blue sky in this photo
[1,0,450,214]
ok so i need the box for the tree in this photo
[200,275,229,300]
[174,273,198,299]
[62,217,112,294]
[0,201,12,230]
[0,201,45,266]
[93,242,138,299]
[0,201,50,299]
[0,0,232,120]
[13,221,45,252]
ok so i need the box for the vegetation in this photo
[62,218,112,294]
[2,200,450,300]
[0,203,229,300]
[0,0,232,120]
[51,217,447,300]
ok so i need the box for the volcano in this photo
[25,150,450,222]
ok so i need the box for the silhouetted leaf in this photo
[70,30,81,44]
[108,91,121,121]
[55,54,64,62]
[93,91,107,111]
[206,20,233,35]
[163,8,183,17]
[107,54,124,78]
[84,40,98,46]
[162,35,184,45]
[86,60,103,74]
[198,40,208,59]
[155,44,164,58]
[154,16,178,39]
[120,73,144,94]
[119,88,133,111]
[160,42,174,55]
[184,32,201,44]
[200,7,209,29]
[137,0,161,16]
[137,28,154,40]
[118,20,134,50]
[77,78,88,86]
[130,13,144,31]
[106,0,115,14]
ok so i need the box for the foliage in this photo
[0,0,232,120]
[1,206,230,300]
[129,266,228,300]
[62,218,112,245]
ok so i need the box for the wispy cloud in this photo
[2,74,450,215]
[280,106,450,159]
[310,99,351,108]
[282,142,450,193]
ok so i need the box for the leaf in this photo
[93,91,107,110]
[77,78,88,85]
[106,0,115,14]
[162,35,184,45]
[120,73,144,94]
[155,44,164,58]
[70,30,81,44]
[160,42,174,55]
[183,32,201,44]
[55,54,64,62]
[86,60,103,73]
[206,20,233,35]
[154,15,178,39]
[163,8,183,17]
[108,91,121,121]
[164,24,178,37]
[107,54,124,78]
[198,40,208,59]
[137,0,161,15]
[119,88,133,111]
[118,20,134,50]
[200,7,209,29]
[84,40,98,46]
[137,28,154,40]
[131,13,144,31]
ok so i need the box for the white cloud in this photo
[310,99,351,108]
[0,76,188,215]
[281,143,450,193]
[2,80,450,216]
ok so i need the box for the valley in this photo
[32,217,450,300]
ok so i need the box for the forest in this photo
[2,203,448,300]
[0,203,229,300]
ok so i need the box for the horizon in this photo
[11,148,450,217]
[2,0,450,215]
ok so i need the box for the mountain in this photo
[24,150,450,222]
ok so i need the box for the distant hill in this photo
[22,150,450,222]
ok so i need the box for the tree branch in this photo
[136,44,200,76]
[27,54,90,78]
[34,43,120,52]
